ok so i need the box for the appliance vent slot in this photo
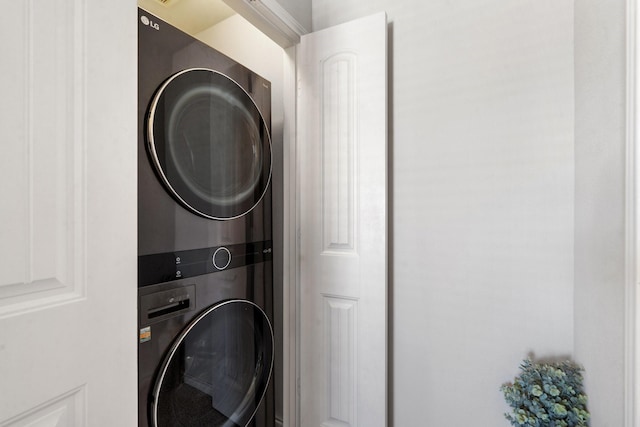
[148,299,190,318]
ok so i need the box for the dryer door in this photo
[152,300,274,427]
[147,68,272,220]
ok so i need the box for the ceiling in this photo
[138,0,236,35]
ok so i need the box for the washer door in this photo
[152,300,274,427]
[148,68,272,220]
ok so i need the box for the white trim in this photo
[223,0,309,47]
[250,0,309,36]
[626,1,638,426]
[282,45,299,427]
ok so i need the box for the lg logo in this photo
[140,15,160,31]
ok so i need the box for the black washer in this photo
[152,300,274,427]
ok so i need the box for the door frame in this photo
[282,44,301,427]
[627,2,639,426]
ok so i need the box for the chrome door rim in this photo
[147,68,272,221]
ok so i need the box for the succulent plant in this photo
[501,359,590,427]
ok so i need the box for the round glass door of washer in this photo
[151,300,274,427]
[147,68,272,220]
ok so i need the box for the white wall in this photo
[313,1,575,425]
[574,1,627,425]
[196,17,287,424]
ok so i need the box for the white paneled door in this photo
[298,12,388,427]
[0,1,137,426]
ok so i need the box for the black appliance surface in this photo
[138,265,275,427]
[138,8,272,258]
[138,8,274,427]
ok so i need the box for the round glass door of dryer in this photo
[152,300,274,427]
[147,68,272,220]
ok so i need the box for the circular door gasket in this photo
[147,68,272,220]
[151,299,274,427]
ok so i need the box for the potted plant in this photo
[501,358,590,427]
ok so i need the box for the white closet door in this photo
[0,1,137,425]
[298,12,388,427]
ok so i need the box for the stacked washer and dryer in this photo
[137,9,275,427]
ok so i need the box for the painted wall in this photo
[196,16,286,425]
[574,1,627,425]
[312,1,575,425]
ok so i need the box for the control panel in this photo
[138,240,273,286]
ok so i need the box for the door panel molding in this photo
[0,0,85,317]
[321,52,358,255]
[0,386,85,427]
[323,295,357,427]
